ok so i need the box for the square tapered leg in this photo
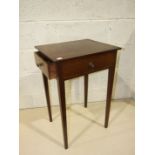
[84,74,88,108]
[56,64,68,149]
[104,67,115,128]
[42,73,52,122]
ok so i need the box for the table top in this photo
[35,39,121,62]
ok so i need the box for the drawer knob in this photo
[89,62,95,68]
[37,63,43,67]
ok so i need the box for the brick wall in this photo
[19,0,135,108]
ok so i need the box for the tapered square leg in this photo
[42,73,52,122]
[104,67,115,128]
[57,74,68,149]
[84,74,88,108]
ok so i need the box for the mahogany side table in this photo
[34,39,121,149]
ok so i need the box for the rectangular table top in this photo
[35,39,121,62]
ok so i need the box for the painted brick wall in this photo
[19,0,135,108]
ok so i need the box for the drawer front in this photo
[34,52,56,79]
[61,51,117,80]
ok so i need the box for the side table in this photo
[34,39,121,149]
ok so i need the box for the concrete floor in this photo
[19,100,135,155]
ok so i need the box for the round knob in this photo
[89,62,95,68]
[37,63,43,67]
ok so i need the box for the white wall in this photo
[19,0,135,108]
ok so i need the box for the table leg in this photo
[57,76,68,149]
[84,74,88,108]
[42,73,52,122]
[104,67,115,128]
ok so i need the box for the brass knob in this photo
[89,62,95,68]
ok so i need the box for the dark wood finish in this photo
[42,73,52,122]
[104,66,116,128]
[56,63,68,149]
[35,50,117,80]
[84,74,88,108]
[34,52,56,79]
[34,39,121,149]
[35,39,121,62]
[60,51,116,80]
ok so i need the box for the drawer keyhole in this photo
[89,62,95,68]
